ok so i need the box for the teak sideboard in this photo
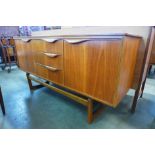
[14,34,142,123]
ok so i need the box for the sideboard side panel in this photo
[114,37,141,105]
[15,40,28,71]
[131,39,145,89]
[150,37,155,64]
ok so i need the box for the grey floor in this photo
[0,66,155,129]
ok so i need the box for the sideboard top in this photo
[14,33,142,40]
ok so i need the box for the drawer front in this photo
[35,52,63,69]
[35,62,64,85]
[32,40,64,85]
[32,40,63,69]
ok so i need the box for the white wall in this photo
[32,26,151,44]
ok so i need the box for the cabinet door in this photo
[64,40,122,104]
[15,40,35,74]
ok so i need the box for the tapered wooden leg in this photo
[148,65,152,74]
[0,87,5,115]
[26,73,34,90]
[140,78,146,98]
[6,48,11,73]
[26,73,48,90]
[131,89,139,113]
[1,48,7,70]
[87,98,93,124]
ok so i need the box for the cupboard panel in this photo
[64,40,122,103]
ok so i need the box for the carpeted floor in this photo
[0,66,155,129]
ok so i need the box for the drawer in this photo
[32,40,63,69]
[45,41,63,55]
[32,39,63,53]
[35,62,64,85]
[35,51,63,69]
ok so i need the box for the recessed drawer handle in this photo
[35,63,60,72]
[43,52,60,58]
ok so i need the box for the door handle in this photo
[43,52,60,58]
